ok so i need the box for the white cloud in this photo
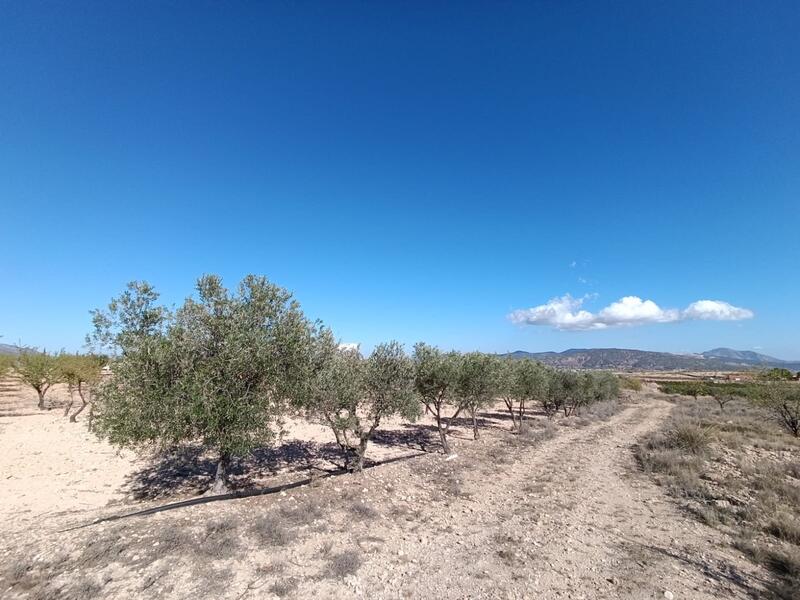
[597,296,680,326]
[509,295,753,331]
[682,300,754,321]
[508,294,602,330]
[338,342,360,352]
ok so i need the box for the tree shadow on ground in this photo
[434,416,496,430]
[371,424,437,452]
[122,440,346,501]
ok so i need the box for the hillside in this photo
[505,348,800,371]
[701,347,787,365]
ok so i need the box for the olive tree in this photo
[59,353,105,426]
[457,352,500,440]
[586,371,620,405]
[308,338,418,471]
[16,349,60,410]
[89,275,316,494]
[497,358,549,431]
[709,387,736,412]
[413,343,463,454]
[755,383,800,437]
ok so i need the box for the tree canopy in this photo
[90,275,318,493]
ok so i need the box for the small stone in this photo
[664,592,674,600]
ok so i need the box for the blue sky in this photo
[1,2,798,358]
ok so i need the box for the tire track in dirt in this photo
[358,396,768,599]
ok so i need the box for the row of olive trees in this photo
[411,344,619,453]
[87,275,623,494]
[4,349,104,420]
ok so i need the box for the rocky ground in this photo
[0,381,771,599]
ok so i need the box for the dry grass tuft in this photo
[270,577,299,597]
[196,516,240,559]
[251,512,293,546]
[349,501,379,520]
[325,550,363,579]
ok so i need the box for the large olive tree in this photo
[413,343,463,454]
[89,275,316,494]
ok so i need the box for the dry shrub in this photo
[518,420,557,444]
[325,551,363,579]
[251,513,292,546]
[64,576,103,600]
[619,376,643,391]
[155,523,194,555]
[197,516,240,559]
[583,399,621,421]
[349,501,379,520]
[270,577,299,597]
[669,421,714,454]
[280,497,324,526]
[78,534,130,568]
[766,516,800,545]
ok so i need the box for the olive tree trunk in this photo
[206,452,232,495]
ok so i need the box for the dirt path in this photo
[342,397,767,599]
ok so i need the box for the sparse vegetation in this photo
[636,394,800,597]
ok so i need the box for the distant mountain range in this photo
[505,347,800,372]
[0,343,22,356]
[3,341,797,372]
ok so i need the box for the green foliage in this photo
[658,380,763,401]
[755,383,800,437]
[58,353,105,388]
[57,353,105,424]
[412,343,462,452]
[91,275,317,492]
[543,370,620,418]
[618,376,643,391]
[457,352,500,439]
[15,348,60,409]
[307,338,417,471]
[761,368,795,382]
[496,358,549,430]
[657,380,710,399]
[0,354,15,379]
